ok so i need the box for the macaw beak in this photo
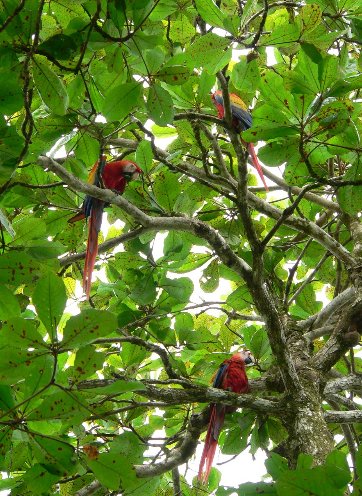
[244,355,254,365]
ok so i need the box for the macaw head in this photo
[211,90,225,118]
[102,160,143,193]
[232,350,254,365]
[120,161,143,183]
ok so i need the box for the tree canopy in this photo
[0,0,362,495]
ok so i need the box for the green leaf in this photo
[195,0,227,29]
[265,453,288,480]
[185,33,230,71]
[135,140,153,173]
[0,347,52,386]
[22,464,59,494]
[0,285,20,319]
[243,104,297,142]
[30,435,75,474]
[276,466,346,496]
[26,390,89,421]
[33,272,67,340]
[0,317,45,350]
[38,33,78,60]
[87,453,126,490]
[297,453,314,470]
[226,285,253,311]
[156,65,191,86]
[174,312,194,342]
[235,482,277,495]
[299,3,322,33]
[159,276,194,302]
[12,217,46,246]
[102,82,142,122]
[62,309,118,348]
[90,379,146,395]
[149,1,178,21]
[243,327,270,359]
[169,16,196,44]
[327,74,362,97]
[258,138,300,167]
[325,450,351,488]
[128,273,157,305]
[200,259,219,293]
[121,342,148,367]
[72,345,106,380]
[262,21,300,47]
[231,58,261,96]
[296,284,322,315]
[319,55,340,92]
[147,84,174,126]
[32,55,69,115]
[0,70,23,114]
[27,240,66,259]
[0,124,24,181]
[337,160,362,215]
[153,171,181,210]
[75,133,100,165]
[222,425,247,454]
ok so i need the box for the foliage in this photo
[0,0,361,495]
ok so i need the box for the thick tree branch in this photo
[324,375,362,396]
[313,299,362,372]
[297,287,356,331]
[324,410,362,423]
[76,379,282,413]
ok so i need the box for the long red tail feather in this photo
[247,143,269,191]
[198,405,225,483]
[83,200,104,299]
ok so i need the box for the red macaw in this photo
[69,156,142,299]
[211,90,269,191]
[198,350,253,484]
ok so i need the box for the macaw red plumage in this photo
[198,350,253,484]
[69,156,142,299]
[211,90,269,191]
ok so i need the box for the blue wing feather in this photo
[230,104,253,130]
[213,93,252,131]
[213,363,229,388]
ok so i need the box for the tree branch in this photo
[297,287,356,331]
[324,410,362,423]
[39,156,253,283]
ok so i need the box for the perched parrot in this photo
[198,350,253,484]
[211,90,269,191]
[69,156,142,299]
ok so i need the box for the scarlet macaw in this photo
[198,350,253,484]
[211,90,269,191]
[69,156,142,299]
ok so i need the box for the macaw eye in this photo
[123,172,133,181]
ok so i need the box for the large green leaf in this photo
[102,82,142,122]
[32,55,69,115]
[62,309,118,348]
[87,453,127,490]
[33,272,67,340]
[194,0,227,29]
[0,251,39,286]
[184,33,230,71]
[337,160,362,215]
[147,84,174,126]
